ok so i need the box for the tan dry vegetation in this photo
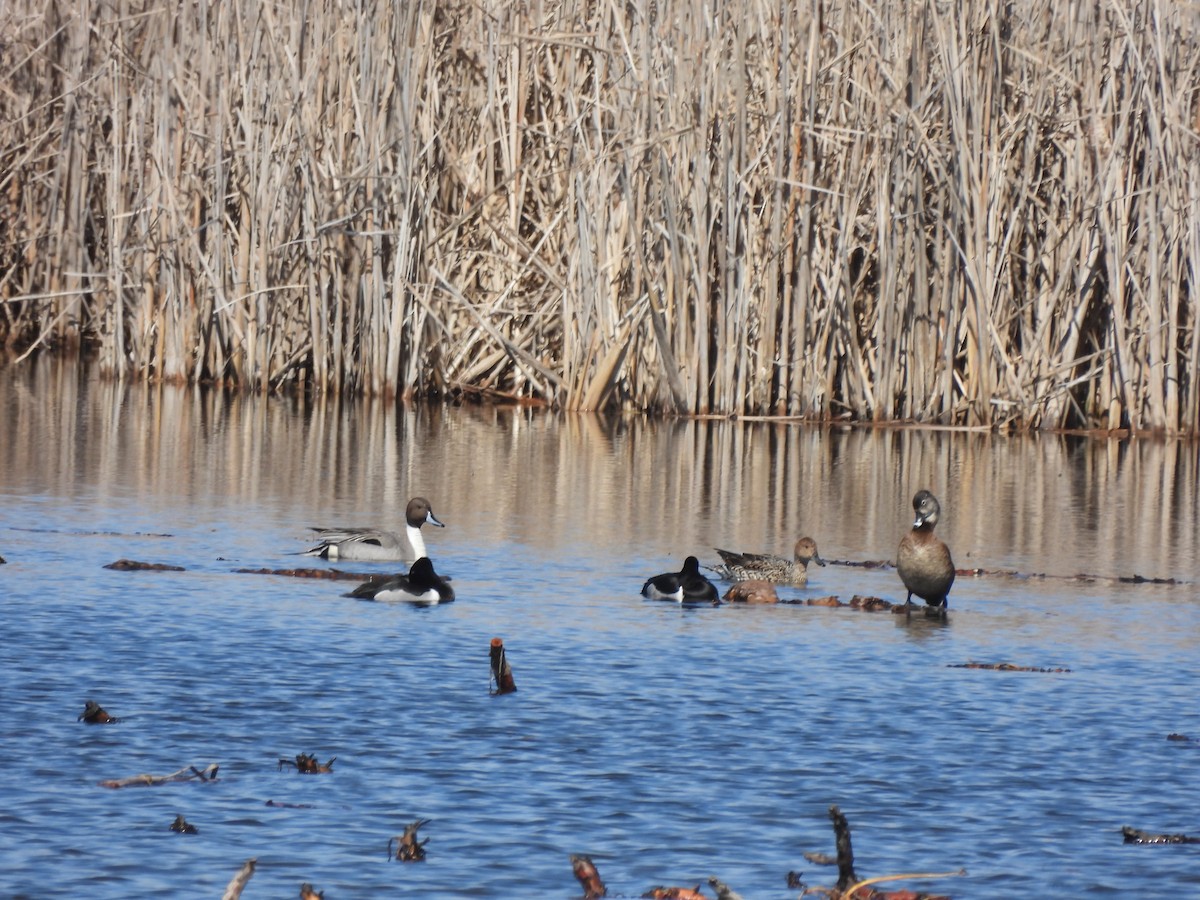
[1,0,1199,431]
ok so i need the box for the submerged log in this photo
[388,819,430,861]
[849,595,898,612]
[805,596,844,607]
[99,763,219,789]
[169,814,198,834]
[221,858,257,900]
[279,753,336,774]
[104,559,186,571]
[723,580,779,603]
[570,854,607,898]
[234,566,379,581]
[490,637,517,695]
[78,700,118,724]
[1122,826,1200,844]
[947,662,1071,673]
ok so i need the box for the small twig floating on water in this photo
[1121,826,1200,845]
[78,699,118,724]
[570,854,607,898]
[103,559,186,571]
[221,858,256,900]
[947,662,1071,673]
[279,753,336,774]
[99,763,219,789]
[490,637,517,695]
[387,819,430,861]
[169,814,198,834]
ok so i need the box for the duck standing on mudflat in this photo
[346,557,455,605]
[305,497,444,562]
[897,490,955,610]
[642,556,720,605]
[712,536,826,586]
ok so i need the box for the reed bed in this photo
[1,0,1199,431]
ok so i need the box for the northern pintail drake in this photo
[897,490,955,610]
[712,536,826,585]
[305,497,444,562]
[346,557,455,605]
[641,556,720,605]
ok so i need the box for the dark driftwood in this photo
[1122,826,1200,844]
[570,854,606,898]
[829,805,860,890]
[947,662,1072,673]
[279,753,336,774]
[99,763,219,789]
[221,858,257,900]
[104,559,185,571]
[235,566,378,581]
[490,638,517,695]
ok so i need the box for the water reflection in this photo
[2,357,1195,583]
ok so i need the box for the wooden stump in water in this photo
[490,637,517,695]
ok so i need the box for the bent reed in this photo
[2,0,1199,432]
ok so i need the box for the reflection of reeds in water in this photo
[5,359,1196,584]
[3,2,1200,430]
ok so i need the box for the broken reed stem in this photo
[2,0,1200,432]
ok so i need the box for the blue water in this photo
[1,367,1198,898]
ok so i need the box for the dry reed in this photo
[1,0,1199,432]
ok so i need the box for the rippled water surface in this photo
[1,361,1198,898]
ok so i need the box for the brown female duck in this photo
[897,490,955,610]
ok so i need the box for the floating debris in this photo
[642,886,706,899]
[234,566,378,581]
[78,700,118,724]
[707,876,745,900]
[222,858,257,900]
[849,595,898,612]
[799,805,964,899]
[570,854,607,898]
[99,763,219,789]
[826,557,1185,586]
[279,753,336,774]
[388,819,430,861]
[490,638,517,695]
[947,662,1071,674]
[1122,826,1200,845]
[804,596,845,608]
[722,580,779,604]
[104,559,185,571]
[265,799,313,809]
[169,814,198,834]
